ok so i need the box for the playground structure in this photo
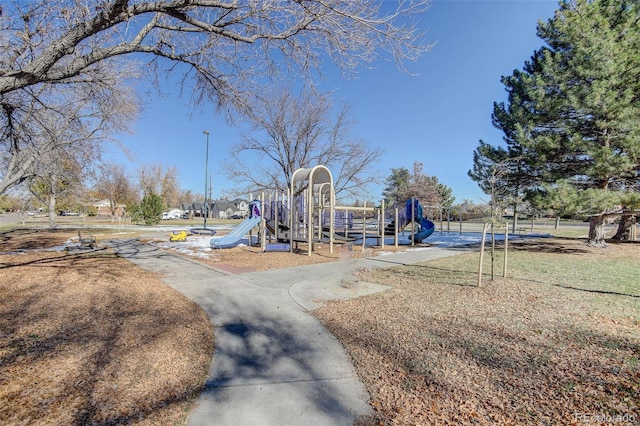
[210,201,262,249]
[384,199,436,243]
[288,165,336,256]
[261,165,436,254]
[208,165,436,254]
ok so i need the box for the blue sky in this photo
[106,0,559,204]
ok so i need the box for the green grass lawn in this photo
[507,244,639,297]
[460,238,640,297]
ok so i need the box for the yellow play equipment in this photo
[169,230,188,242]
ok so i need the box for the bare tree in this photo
[94,162,137,219]
[0,1,430,99]
[29,150,84,228]
[16,82,126,227]
[407,162,440,206]
[225,87,384,199]
[175,188,196,208]
[138,164,180,208]
[0,60,139,194]
[0,1,430,195]
[384,162,442,208]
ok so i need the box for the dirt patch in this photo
[148,238,415,272]
[0,230,214,425]
[315,238,640,425]
[202,244,379,271]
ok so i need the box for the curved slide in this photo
[413,218,435,243]
[386,217,435,242]
[210,201,261,249]
[385,199,435,243]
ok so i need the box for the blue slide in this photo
[404,199,435,243]
[413,218,435,242]
[210,201,262,249]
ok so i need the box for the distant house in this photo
[231,198,249,215]
[178,203,190,218]
[212,201,235,219]
[93,199,126,217]
[212,198,249,219]
[185,198,250,219]
[190,201,206,218]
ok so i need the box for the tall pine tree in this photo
[473,0,640,246]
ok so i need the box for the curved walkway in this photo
[110,239,466,425]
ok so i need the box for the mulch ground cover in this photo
[4,229,638,425]
[0,229,214,425]
[315,238,640,425]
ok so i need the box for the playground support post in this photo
[307,186,313,256]
[491,222,495,281]
[329,188,335,255]
[275,191,287,251]
[362,202,366,252]
[395,208,399,248]
[447,208,450,233]
[380,200,385,250]
[260,192,266,251]
[411,197,416,246]
[503,223,509,278]
[478,222,490,287]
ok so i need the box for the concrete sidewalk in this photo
[110,239,465,425]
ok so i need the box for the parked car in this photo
[162,210,184,220]
[181,213,190,219]
[230,214,243,219]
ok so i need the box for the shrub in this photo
[130,192,164,225]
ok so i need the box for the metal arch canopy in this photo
[291,165,333,189]
[290,165,335,256]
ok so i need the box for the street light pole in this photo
[203,130,210,229]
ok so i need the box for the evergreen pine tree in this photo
[473,0,640,246]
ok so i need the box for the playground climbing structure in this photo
[257,166,438,255]
[289,165,336,256]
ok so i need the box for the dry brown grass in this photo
[147,237,409,273]
[6,228,638,426]
[0,229,214,425]
[315,238,640,425]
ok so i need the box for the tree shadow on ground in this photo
[505,237,591,254]
[110,238,370,424]
[198,296,367,424]
[0,248,213,425]
[0,228,75,251]
[0,247,112,270]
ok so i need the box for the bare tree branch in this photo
[0,60,139,193]
[0,0,431,195]
[1,0,432,107]
[224,87,383,200]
